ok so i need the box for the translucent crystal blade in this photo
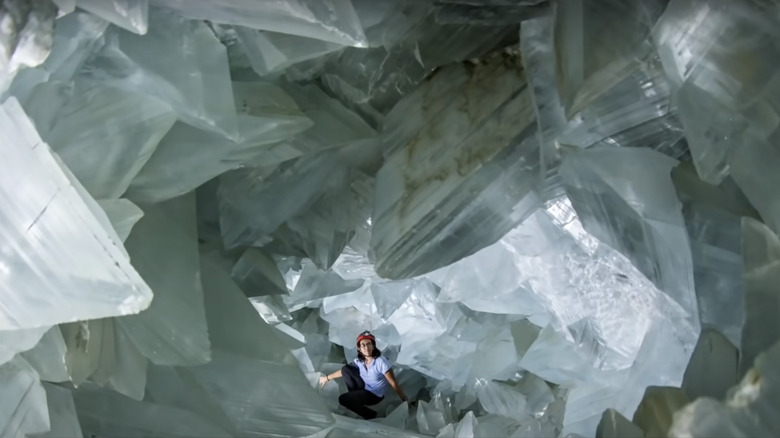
[218,150,351,249]
[186,350,335,437]
[0,97,152,331]
[144,364,238,434]
[559,147,697,317]
[37,382,83,438]
[741,217,780,375]
[272,170,374,270]
[674,164,752,347]
[234,27,343,77]
[0,326,48,366]
[319,12,518,126]
[126,81,312,204]
[519,10,567,186]
[371,52,540,279]
[79,7,239,139]
[0,356,49,437]
[42,10,108,82]
[118,192,210,366]
[20,326,69,383]
[200,248,294,362]
[231,248,288,297]
[97,199,144,242]
[154,0,368,47]
[553,0,666,118]
[76,0,148,34]
[73,384,233,437]
[476,380,530,421]
[653,0,780,233]
[43,84,176,199]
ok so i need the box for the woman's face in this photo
[358,339,374,356]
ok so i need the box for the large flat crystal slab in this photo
[126,81,311,204]
[741,217,780,375]
[154,0,367,47]
[653,0,780,233]
[76,0,148,35]
[97,199,144,242]
[144,364,238,435]
[319,12,518,126]
[0,97,151,331]
[200,248,294,362]
[268,170,374,270]
[42,10,109,82]
[20,326,69,383]
[35,382,83,438]
[231,248,288,297]
[371,51,541,279]
[673,164,752,346]
[0,326,48,366]
[553,0,667,118]
[218,150,351,249]
[559,146,697,317]
[187,349,335,437]
[42,84,176,199]
[73,384,233,437]
[79,7,238,139]
[519,9,567,194]
[118,192,210,366]
[233,27,343,77]
[0,356,49,437]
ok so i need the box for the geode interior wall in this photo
[1,0,779,437]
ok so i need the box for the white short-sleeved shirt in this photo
[353,356,391,397]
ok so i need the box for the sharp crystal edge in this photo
[371,51,542,279]
[0,355,49,437]
[3,0,780,437]
[0,97,153,331]
[74,0,148,35]
[152,0,368,48]
[653,0,780,234]
[117,192,211,367]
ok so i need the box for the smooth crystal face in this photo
[0,98,152,331]
[4,1,780,437]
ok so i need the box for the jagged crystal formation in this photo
[2,1,780,438]
[371,51,541,279]
[653,0,780,234]
[0,97,152,331]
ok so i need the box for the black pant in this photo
[339,364,383,419]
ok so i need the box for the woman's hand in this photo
[318,375,329,388]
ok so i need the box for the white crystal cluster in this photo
[1,0,779,437]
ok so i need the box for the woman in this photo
[319,331,411,419]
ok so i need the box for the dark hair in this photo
[356,339,382,362]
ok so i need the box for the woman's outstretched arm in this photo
[319,369,342,388]
[384,369,409,401]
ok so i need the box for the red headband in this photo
[356,333,375,346]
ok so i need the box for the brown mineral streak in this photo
[396,50,529,220]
